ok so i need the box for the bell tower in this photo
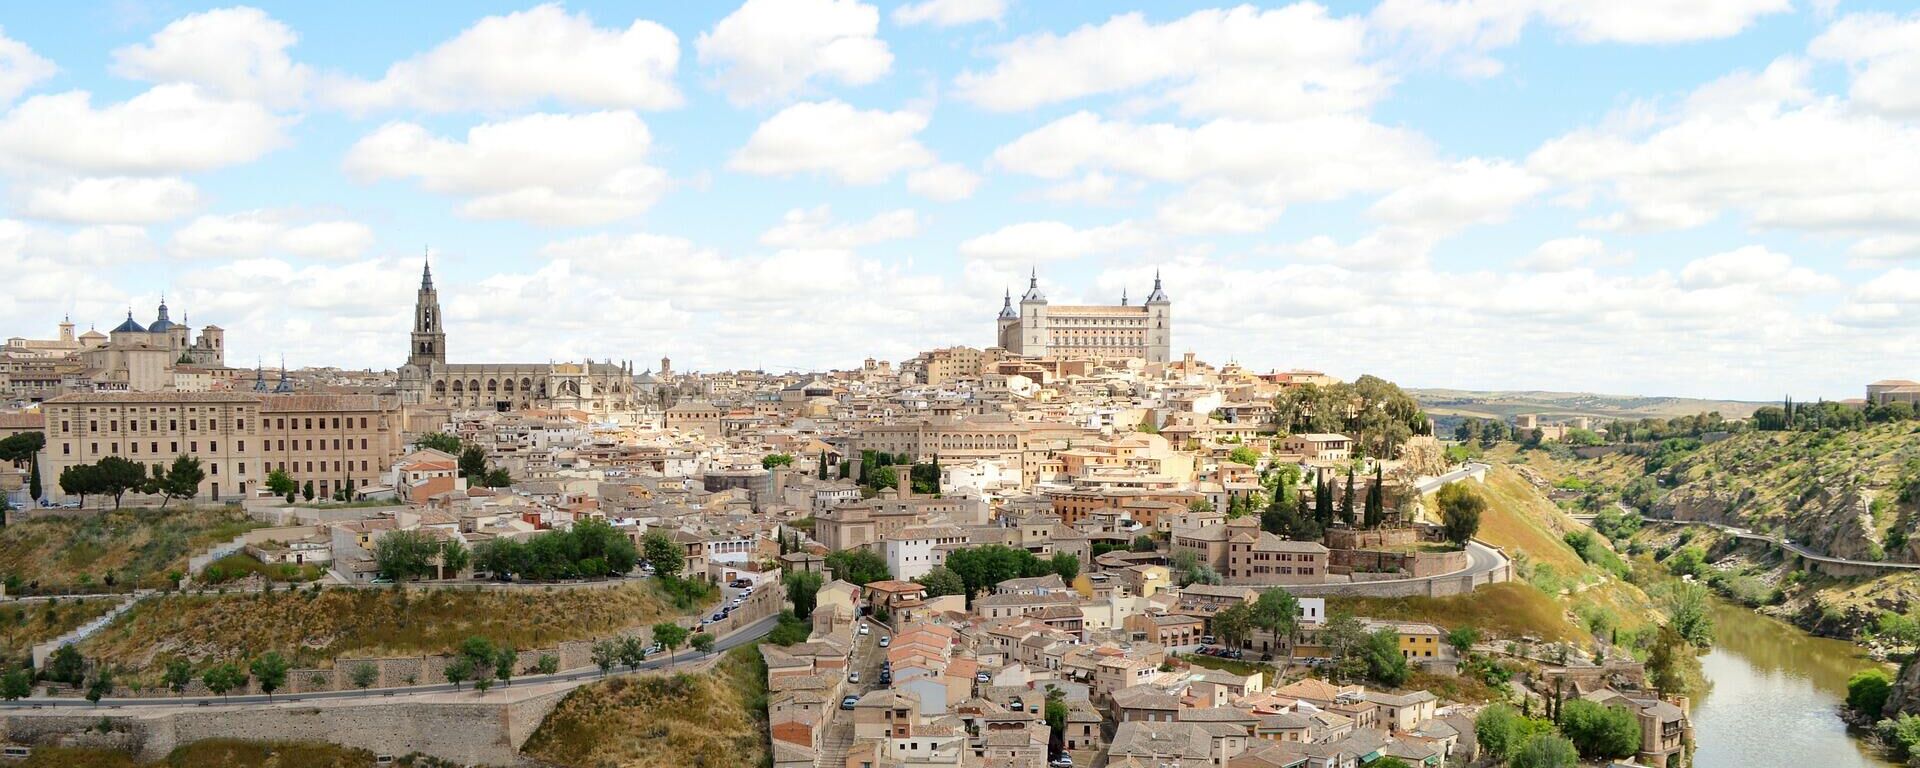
[408,256,446,368]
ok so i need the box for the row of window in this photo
[63,415,374,435]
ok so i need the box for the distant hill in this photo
[1410,388,1769,426]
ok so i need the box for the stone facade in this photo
[996,270,1171,364]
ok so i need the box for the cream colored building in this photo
[996,270,1171,363]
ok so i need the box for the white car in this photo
[858,623,871,636]
[848,671,861,684]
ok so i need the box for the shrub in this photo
[1849,669,1894,718]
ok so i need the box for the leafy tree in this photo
[1476,704,1524,762]
[1131,534,1157,552]
[302,480,315,501]
[163,658,194,696]
[265,469,297,498]
[1446,626,1481,656]
[1322,612,1371,682]
[825,548,891,586]
[1,668,30,701]
[913,567,964,599]
[415,432,463,454]
[59,463,101,507]
[1364,628,1411,686]
[1044,686,1069,754]
[47,644,85,686]
[202,663,245,699]
[1559,699,1641,758]
[1664,581,1715,647]
[1436,482,1485,546]
[250,652,290,700]
[482,468,513,488]
[1227,446,1260,466]
[1211,603,1253,648]
[762,453,794,470]
[374,529,441,581]
[690,632,716,655]
[147,456,204,509]
[1340,466,1356,527]
[0,432,44,504]
[1049,553,1080,582]
[439,538,472,577]
[1188,498,1215,515]
[536,654,560,675]
[641,531,683,580]
[591,640,619,676]
[444,656,473,689]
[618,636,648,670]
[1647,628,1690,695]
[458,445,489,480]
[350,663,379,690]
[86,667,113,705]
[1364,466,1385,528]
[460,636,498,671]
[1253,588,1301,666]
[652,623,689,666]
[1849,669,1895,717]
[785,569,824,618]
[1509,732,1579,768]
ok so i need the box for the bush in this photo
[1849,669,1895,718]
[1558,699,1641,759]
[1878,714,1920,760]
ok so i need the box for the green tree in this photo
[1364,628,1411,686]
[786,569,825,618]
[350,662,379,690]
[1188,498,1215,515]
[0,431,45,504]
[1437,482,1486,546]
[1509,732,1579,768]
[641,531,683,580]
[163,658,194,696]
[1475,704,1524,762]
[536,654,560,675]
[591,639,619,676]
[374,529,440,581]
[439,538,472,578]
[690,632,716,655]
[914,567,964,599]
[150,455,204,509]
[458,445,489,480]
[618,636,648,670]
[58,463,101,507]
[482,468,513,488]
[302,480,315,501]
[1340,466,1356,527]
[1131,534,1157,552]
[265,468,297,498]
[47,644,85,686]
[0,668,30,701]
[762,453,794,469]
[415,432,463,454]
[1211,603,1254,648]
[1322,612,1371,683]
[1044,686,1069,754]
[444,656,473,689]
[1558,699,1641,758]
[1849,669,1895,717]
[1446,626,1481,656]
[652,623,689,666]
[85,667,113,705]
[1664,581,1714,647]
[1253,588,1301,667]
[825,548,891,586]
[1228,446,1260,466]
[1049,553,1080,582]
[250,652,290,700]
[1364,466,1385,528]
[202,663,245,700]
[87,457,140,508]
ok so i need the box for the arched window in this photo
[487,379,498,393]
[452,380,464,393]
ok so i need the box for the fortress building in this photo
[996,270,1171,364]
[394,260,637,415]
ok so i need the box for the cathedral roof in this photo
[1145,271,1169,304]
[998,288,1018,319]
[148,299,176,332]
[1020,268,1046,303]
[111,312,147,334]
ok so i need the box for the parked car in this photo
[858,623,871,636]
[878,670,891,684]
[1009,700,1024,712]
[878,636,890,648]
[976,672,991,683]
[1200,635,1216,645]
[1050,756,1075,767]
[848,671,861,684]
[841,695,859,710]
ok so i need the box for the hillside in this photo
[0,508,262,591]
[14,740,382,768]
[521,645,770,768]
[1412,388,1765,431]
[0,596,120,663]
[81,582,684,683]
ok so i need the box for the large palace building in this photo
[995,270,1171,363]
[395,261,637,415]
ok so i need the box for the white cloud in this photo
[1156,182,1281,234]
[956,5,1384,120]
[1530,58,1920,235]
[1810,12,1920,118]
[344,111,667,226]
[1371,0,1792,76]
[1678,245,1839,294]
[906,163,980,201]
[1276,228,1443,270]
[1849,235,1920,263]
[325,4,681,113]
[0,84,289,175]
[760,206,919,248]
[1514,236,1629,272]
[730,100,933,184]
[170,210,374,261]
[111,7,310,106]
[20,176,200,224]
[1542,0,1792,44]
[697,0,891,105]
[1368,158,1544,232]
[1042,172,1143,206]
[893,0,1005,27]
[958,220,1147,263]
[0,27,57,105]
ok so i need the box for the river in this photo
[1691,598,1896,767]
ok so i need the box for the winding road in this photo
[1,613,782,710]
[1642,515,1920,572]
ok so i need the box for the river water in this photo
[1691,598,1896,767]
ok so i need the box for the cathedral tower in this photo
[408,258,446,368]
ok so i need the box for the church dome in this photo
[112,312,147,334]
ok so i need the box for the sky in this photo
[1,0,1918,401]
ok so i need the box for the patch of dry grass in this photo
[522,645,770,768]
[1332,582,1587,643]
[0,507,262,590]
[82,582,683,681]
[0,595,121,661]
[15,740,377,768]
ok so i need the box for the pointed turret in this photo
[998,287,1018,319]
[1020,267,1046,303]
[1121,287,1129,306]
[1145,270,1169,304]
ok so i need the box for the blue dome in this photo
[148,300,176,332]
[112,312,146,334]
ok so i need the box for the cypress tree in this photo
[1364,466,1384,528]
[1340,467,1356,527]
[27,452,40,502]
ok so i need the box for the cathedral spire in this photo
[1145,269,1169,304]
[998,287,1017,319]
[1122,287,1129,306]
[421,249,434,290]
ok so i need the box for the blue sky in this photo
[2,0,1919,401]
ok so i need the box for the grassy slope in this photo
[82,582,683,680]
[522,644,770,768]
[0,596,120,661]
[0,507,263,590]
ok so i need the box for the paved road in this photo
[817,618,889,768]
[1643,515,1920,571]
[1282,539,1508,598]
[1415,462,1490,495]
[1,613,782,710]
